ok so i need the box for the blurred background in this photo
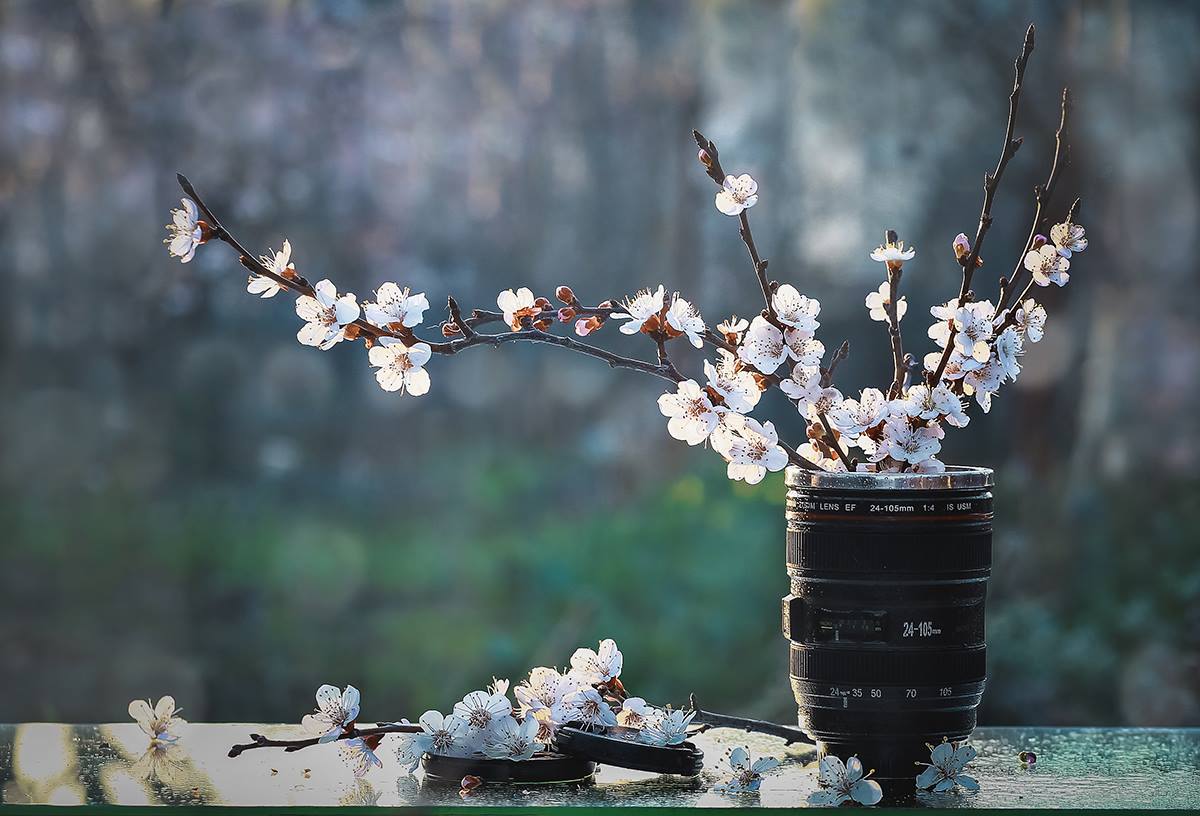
[1,0,1197,729]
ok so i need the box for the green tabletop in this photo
[1,724,1197,811]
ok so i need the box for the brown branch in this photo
[228,723,423,758]
[654,336,683,382]
[997,87,1071,316]
[817,412,853,471]
[881,230,907,399]
[686,694,813,746]
[446,296,476,339]
[692,130,776,319]
[178,175,692,382]
[995,195,1081,337]
[929,24,1036,386]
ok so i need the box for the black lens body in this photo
[782,466,993,781]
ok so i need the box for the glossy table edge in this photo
[1,725,1197,812]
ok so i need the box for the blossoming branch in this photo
[166,24,1083,477]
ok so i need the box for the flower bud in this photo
[460,775,483,796]
[697,148,713,168]
[533,318,552,331]
[343,323,361,340]
[1031,233,1048,249]
[441,322,460,336]
[952,233,972,260]
[557,306,576,322]
[555,285,576,304]
[598,299,614,309]
[534,296,551,310]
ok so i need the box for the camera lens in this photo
[782,466,992,781]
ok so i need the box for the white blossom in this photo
[778,364,825,410]
[613,285,666,335]
[1023,244,1070,287]
[515,667,578,720]
[295,280,360,350]
[952,300,996,363]
[718,416,789,485]
[923,348,980,382]
[394,731,422,774]
[865,281,907,323]
[497,287,539,330]
[616,697,657,729]
[566,687,618,731]
[870,240,915,266]
[453,690,513,735]
[716,316,748,342]
[483,716,543,761]
[772,285,821,334]
[899,384,969,428]
[993,327,1023,381]
[570,638,623,684]
[129,697,186,745]
[704,352,761,414]
[339,737,383,777]
[881,417,942,464]
[248,240,291,298]
[713,747,782,794]
[368,339,431,395]
[364,283,429,329]
[807,755,883,806]
[1013,299,1046,343]
[637,709,695,747]
[927,298,962,349]
[786,331,825,367]
[1050,221,1088,257]
[915,740,979,793]
[962,355,1005,413]
[302,684,360,743]
[664,294,706,348]
[804,385,844,424]
[658,380,720,445]
[415,710,472,757]
[715,174,758,216]
[912,457,946,474]
[827,388,888,439]
[798,441,846,472]
[164,198,204,263]
[738,315,788,373]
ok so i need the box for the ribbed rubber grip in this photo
[786,526,992,574]
[789,643,986,685]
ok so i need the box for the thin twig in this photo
[929,24,1036,386]
[692,130,777,319]
[817,412,853,471]
[996,88,1071,316]
[228,723,422,758]
[178,175,682,380]
[881,230,907,399]
[687,694,813,746]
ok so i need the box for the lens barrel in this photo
[782,466,993,781]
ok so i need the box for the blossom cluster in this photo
[168,127,1086,479]
[289,638,695,778]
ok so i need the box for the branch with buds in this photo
[165,23,1084,477]
[220,638,809,781]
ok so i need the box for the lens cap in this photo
[554,726,705,776]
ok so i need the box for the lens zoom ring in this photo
[786,527,991,573]
[789,644,986,685]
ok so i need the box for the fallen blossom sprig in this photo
[129,695,186,746]
[168,23,1082,477]
[915,738,980,793]
[807,754,883,807]
[224,637,811,775]
[712,746,782,794]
